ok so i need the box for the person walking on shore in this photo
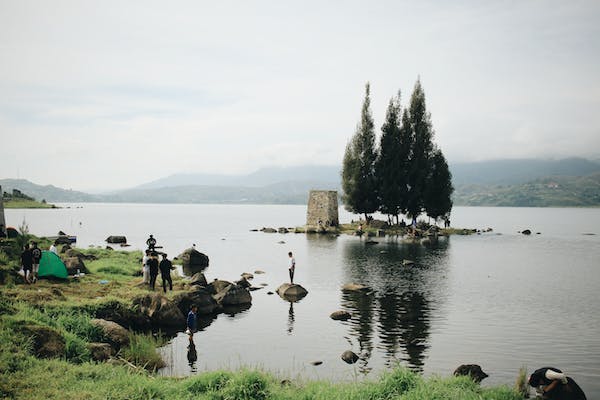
[141,250,151,284]
[21,244,33,284]
[159,253,174,293]
[148,252,159,290]
[30,242,42,283]
[288,251,296,284]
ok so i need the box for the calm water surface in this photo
[5,204,600,395]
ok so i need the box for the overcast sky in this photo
[1,1,599,190]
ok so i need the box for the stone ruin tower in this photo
[0,185,6,236]
[306,190,339,227]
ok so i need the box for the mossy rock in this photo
[20,324,65,358]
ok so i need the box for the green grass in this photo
[3,199,56,208]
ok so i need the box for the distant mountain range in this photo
[2,158,600,206]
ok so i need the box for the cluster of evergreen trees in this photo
[342,80,453,225]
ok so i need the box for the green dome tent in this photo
[38,251,68,279]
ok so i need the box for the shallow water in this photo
[5,204,600,395]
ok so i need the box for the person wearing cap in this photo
[146,234,157,251]
[148,252,159,290]
[159,253,174,293]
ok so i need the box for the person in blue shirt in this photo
[186,305,197,341]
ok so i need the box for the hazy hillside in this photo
[0,179,97,202]
[450,157,600,185]
[3,158,600,206]
[135,165,341,189]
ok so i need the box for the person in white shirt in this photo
[288,251,296,284]
[49,241,58,255]
[142,250,151,284]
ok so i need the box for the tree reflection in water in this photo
[341,236,450,374]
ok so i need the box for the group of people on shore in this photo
[141,234,174,293]
[20,241,42,284]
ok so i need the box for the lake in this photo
[4,204,600,396]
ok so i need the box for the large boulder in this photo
[276,283,308,302]
[190,272,208,287]
[93,300,151,331]
[213,284,252,306]
[106,235,127,244]
[90,319,130,348]
[133,293,186,329]
[20,324,65,358]
[63,257,88,275]
[207,279,232,295]
[179,248,209,275]
[173,287,219,316]
[453,364,489,383]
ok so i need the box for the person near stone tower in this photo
[148,252,159,290]
[146,234,157,250]
[159,253,174,293]
[288,251,296,284]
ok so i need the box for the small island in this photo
[2,188,57,209]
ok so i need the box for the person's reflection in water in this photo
[187,337,198,373]
[287,302,295,334]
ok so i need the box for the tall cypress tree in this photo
[424,148,454,224]
[405,79,434,223]
[342,83,379,222]
[375,93,404,223]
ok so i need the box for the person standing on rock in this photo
[288,251,296,284]
[159,253,174,293]
[148,252,159,290]
[146,234,157,251]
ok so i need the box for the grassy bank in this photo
[3,199,57,208]
[0,236,525,400]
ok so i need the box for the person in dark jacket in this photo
[159,253,173,293]
[528,367,587,399]
[30,242,42,283]
[21,244,33,284]
[147,252,159,290]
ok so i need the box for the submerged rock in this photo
[341,350,359,364]
[342,283,370,292]
[330,310,352,321]
[277,283,308,302]
[453,364,489,383]
[105,235,127,244]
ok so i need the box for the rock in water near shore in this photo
[213,283,252,306]
[521,229,532,235]
[90,319,130,349]
[173,287,219,316]
[133,293,186,328]
[179,248,209,275]
[453,364,489,383]
[341,350,359,364]
[190,272,208,287]
[341,283,370,292]
[105,235,127,244]
[207,279,232,295]
[330,310,352,321]
[276,283,308,302]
